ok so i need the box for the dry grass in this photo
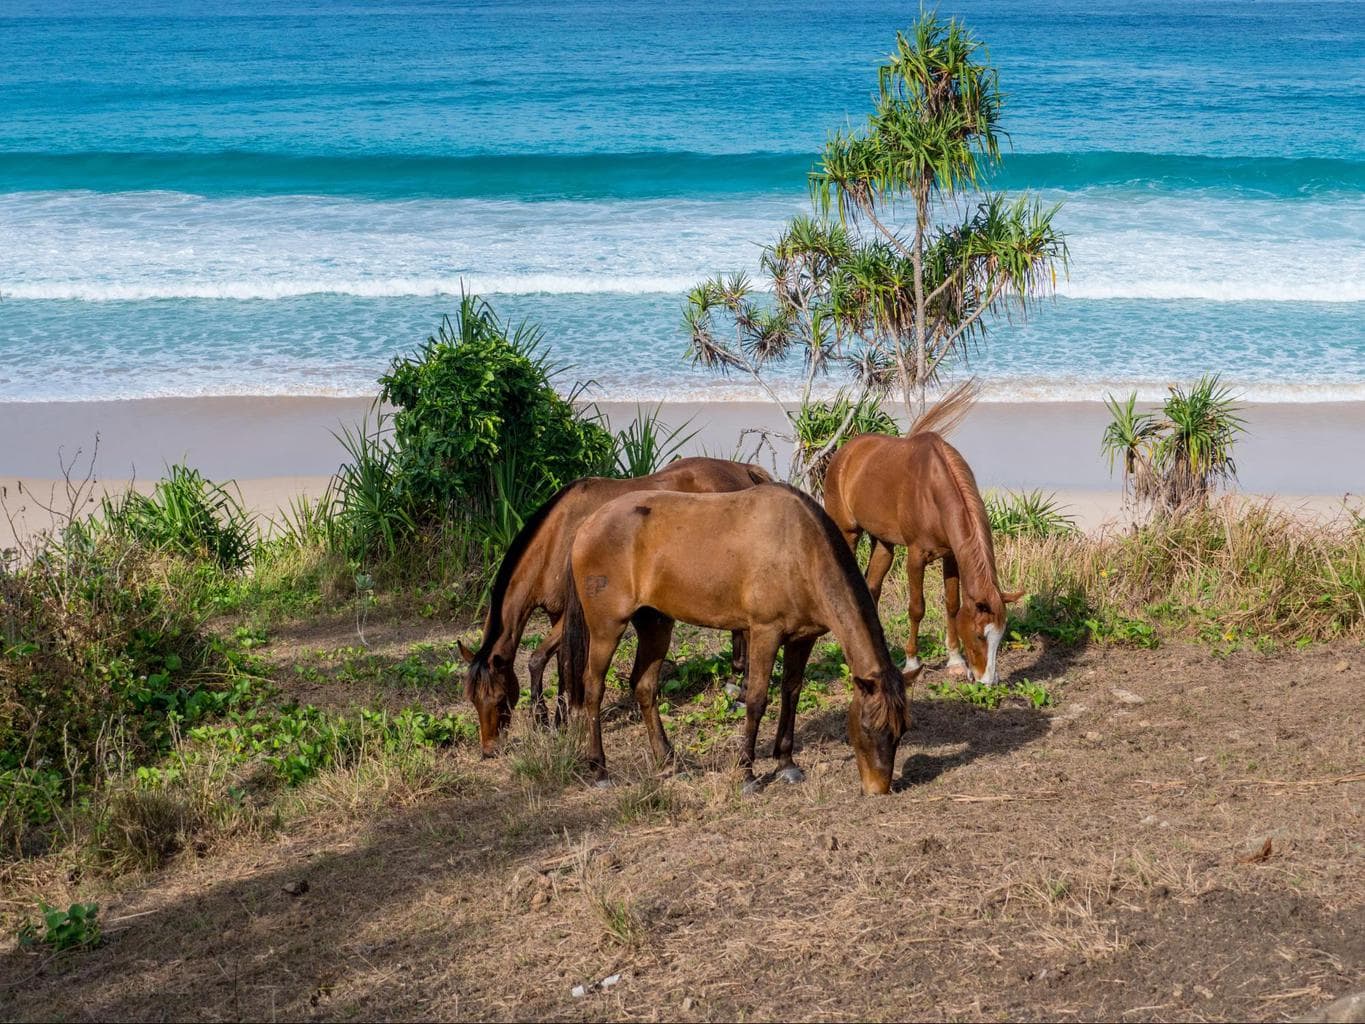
[3,632,1361,1022]
[997,498,1365,643]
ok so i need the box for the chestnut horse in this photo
[824,408,1022,686]
[558,483,915,795]
[459,457,771,755]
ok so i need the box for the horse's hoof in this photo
[776,766,806,785]
[741,777,764,797]
[945,661,968,679]
[592,776,615,789]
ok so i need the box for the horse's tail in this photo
[557,559,589,709]
[908,377,980,439]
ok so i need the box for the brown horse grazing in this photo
[558,483,916,795]
[458,457,771,756]
[823,416,1023,687]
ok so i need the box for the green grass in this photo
[927,678,1056,710]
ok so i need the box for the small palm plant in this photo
[1157,375,1245,510]
[1100,393,1162,509]
[1102,375,1245,516]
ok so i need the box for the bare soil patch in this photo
[3,631,1361,1022]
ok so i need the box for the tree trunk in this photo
[911,178,930,421]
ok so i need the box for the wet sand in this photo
[1,395,1360,547]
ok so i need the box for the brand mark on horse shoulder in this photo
[585,574,609,597]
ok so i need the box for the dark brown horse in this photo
[558,483,915,795]
[459,457,771,755]
[823,410,1022,687]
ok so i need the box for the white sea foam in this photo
[2,190,1363,305]
[7,371,1365,405]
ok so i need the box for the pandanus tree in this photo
[686,12,1068,486]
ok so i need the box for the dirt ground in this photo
[2,616,1362,1022]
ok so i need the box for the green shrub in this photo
[378,293,615,523]
[0,528,258,845]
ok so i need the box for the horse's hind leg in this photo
[739,629,781,792]
[771,636,816,783]
[864,538,896,605]
[628,609,677,768]
[582,619,628,785]
[942,555,968,677]
[527,617,562,729]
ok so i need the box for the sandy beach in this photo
[2,395,1360,548]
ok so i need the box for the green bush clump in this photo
[1,529,258,844]
[378,293,615,523]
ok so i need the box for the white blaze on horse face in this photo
[984,622,1004,685]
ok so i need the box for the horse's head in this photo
[955,587,1024,686]
[848,665,917,795]
[458,641,518,756]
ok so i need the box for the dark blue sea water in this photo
[2,0,1363,401]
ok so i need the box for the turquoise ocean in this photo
[2,0,1363,402]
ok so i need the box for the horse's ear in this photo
[851,675,876,696]
[456,641,477,664]
[490,652,508,670]
[1000,588,1026,604]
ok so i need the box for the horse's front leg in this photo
[905,550,927,672]
[942,555,968,677]
[527,616,562,728]
[771,636,815,784]
[739,630,780,793]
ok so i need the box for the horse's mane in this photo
[776,485,904,727]
[929,437,1000,594]
[468,479,581,697]
[907,378,980,440]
